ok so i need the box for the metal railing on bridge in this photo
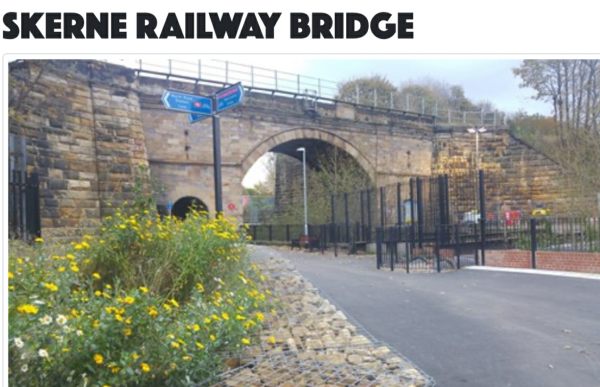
[126,58,507,127]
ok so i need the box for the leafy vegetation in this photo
[9,209,271,386]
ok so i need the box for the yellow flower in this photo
[93,353,104,365]
[92,273,101,280]
[203,317,211,324]
[195,341,205,350]
[140,362,151,373]
[267,336,276,345]
[92,319,100,329]
[182,355,192,361]
[123,328,132,336]
[196,283,204,292]
[58,266,66,273]
[210,334,216,342]
[81,241,90,249]
[94,290,102,297]
[139,286,149,294]
[162,303,172,311]
[221,312,229,321]
[235,314,245,321]
[241,338,251,345]
[147,306,159,318]
[43,282,59,292]
[8,272,14,280]
[74,243,84,250]
[255,312,265,322]
[114,314,123,322]
[34,237,44,243]
[131,352,140,361]
[17,304,39,315]
[169,298,179,308]
[122,296,135,305]
[170,341,180,349]
[70,264,79,273]
[66,253,75,260]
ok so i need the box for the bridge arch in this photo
[171,196,209,219]
[240,128,376,182]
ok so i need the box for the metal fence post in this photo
[344,192,350,243]
[376,227,382,269]
[435,225,441,273]
[454,224,461,269]
[360,190,365,239]
[396,182,402,242]
[416,177,424,248]
[379,186,385,228]
[409,178,416,249]
[405,230,411,273]
[367,189,372,243]
[390,228,395,272]
[331,194,337,257]
[530,218,537,269]
[479,169,486,266]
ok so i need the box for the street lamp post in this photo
[467,127,487,171]
[297,147,309,236]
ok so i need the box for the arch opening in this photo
[172,196,208,219]
[241,136,372,225]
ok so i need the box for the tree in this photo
[336,75,396,107]
[514,60,600,135]
[272,150,371,225]
[513,60,600,214]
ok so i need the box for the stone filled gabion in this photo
[207,255,433,386]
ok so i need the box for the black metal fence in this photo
[9,171,41,241]
[248,169,600,273]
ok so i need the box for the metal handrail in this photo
[129,58,506,127]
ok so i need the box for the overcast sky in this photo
[227,57,551,115]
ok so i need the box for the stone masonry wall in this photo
[433,129,571,216]
[8,60,149,239]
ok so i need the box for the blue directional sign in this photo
[161,90,213,115]
[188,113,211,123]
[215,82,244,113]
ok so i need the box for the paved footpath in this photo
[252,246,600,387]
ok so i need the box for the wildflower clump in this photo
[9,207,270,386]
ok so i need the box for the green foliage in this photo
[273,152,371,225]
[9,209,270,386]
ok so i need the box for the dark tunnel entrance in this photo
[171,196,208,219]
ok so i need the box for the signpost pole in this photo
[212,113,223,215]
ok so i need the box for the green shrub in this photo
[8,210,270,386]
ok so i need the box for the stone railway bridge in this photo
[8,60,566,238]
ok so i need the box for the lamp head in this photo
[296,147,306,152]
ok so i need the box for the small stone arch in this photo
[171,196,209,219]
[240,127,376,182]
